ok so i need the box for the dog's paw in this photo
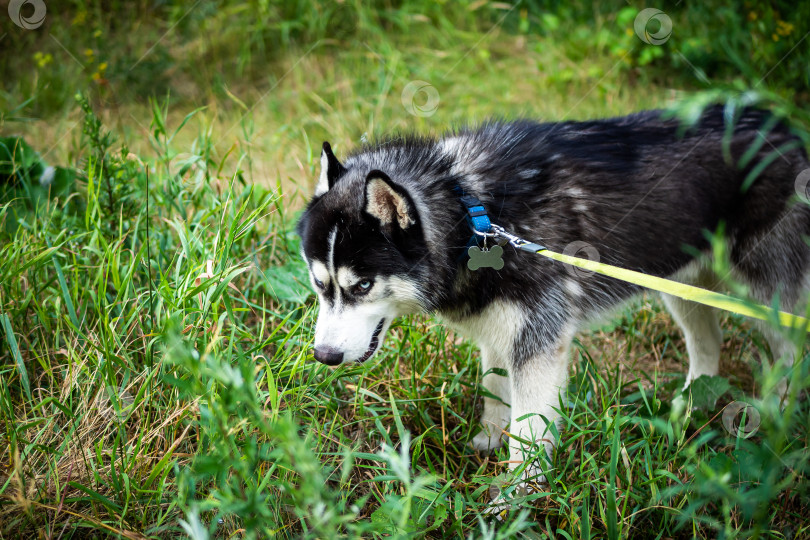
[471,429,504,453]
[483,494,513,522]
[484,480,543,521]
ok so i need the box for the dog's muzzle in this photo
[312,318,385,365]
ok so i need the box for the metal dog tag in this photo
[467,245,504,271]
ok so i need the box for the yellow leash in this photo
[485,224,810,331]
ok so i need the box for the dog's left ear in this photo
[314,141,347,196]
[364,170,417,230]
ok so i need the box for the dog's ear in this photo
[314,141,347,196]
[364,170,417,230]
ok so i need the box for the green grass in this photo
[2,2,810,538]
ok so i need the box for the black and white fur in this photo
[297,106,810,490]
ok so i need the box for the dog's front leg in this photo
[485,332,571,517]
[471,346,511,452]
[507,335,571,488]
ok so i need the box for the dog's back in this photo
[449,108,806,263]
[398,107,810,317]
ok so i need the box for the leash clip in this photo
[486,224,520,246]
[487,224,546,253]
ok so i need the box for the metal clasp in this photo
[488,224,528,248]
[470,223,537,250]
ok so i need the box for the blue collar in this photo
[452,185,492,235]
[452,185,493,263]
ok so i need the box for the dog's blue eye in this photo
[353,279,373,295]
[313,277,325,289]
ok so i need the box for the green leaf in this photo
[1,313,30,400]
[47,239,80,330]
[606,420,619,540]
[68,481,123,513]
[370,503,398,533]
[687,375,732,410]
[0,137,43,181]
[261,261,312,304]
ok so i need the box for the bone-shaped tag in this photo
[467,245,504,271]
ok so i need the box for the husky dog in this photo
[297,106,810,489]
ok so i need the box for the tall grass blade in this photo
[1,313,30,400]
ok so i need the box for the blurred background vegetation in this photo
[3,0,809,198]
[2,1,810,538]
[5,0,809,110]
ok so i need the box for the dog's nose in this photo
[313,346,344,366]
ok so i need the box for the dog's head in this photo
[297,142,428,366]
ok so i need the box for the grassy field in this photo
[2,1,810,538]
